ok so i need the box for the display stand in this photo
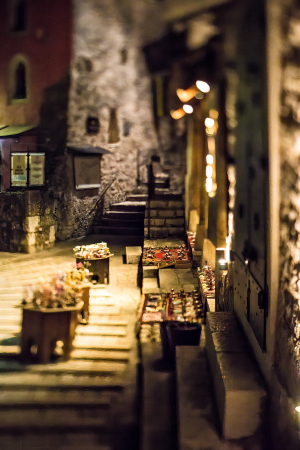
[20,301,83,363]
[75,255,113,284]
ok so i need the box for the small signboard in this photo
[29,153,45,186]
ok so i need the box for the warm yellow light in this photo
[205,118,215,127]
[196,80,210,93]
[170,108,186,120]
[183,104,193,114]
[177,87,196,102]
[296,406,300,413]
[206,154,213,165]
[206,177,212,193]
[206,165,213,178]
[207,137,215,154]
[209,109,219,120]
[206,127,215,136]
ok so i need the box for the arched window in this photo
[13,62,27,99]
[12,0,27,32]
[8,56,29,103]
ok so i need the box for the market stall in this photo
[73,242,113,284]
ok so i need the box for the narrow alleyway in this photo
[0,237,140,450]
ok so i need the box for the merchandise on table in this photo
[187,231,196,248]
[140,290,204,324]
[73,242,112,259]
[198,260,215,300]
[142,245,190,266]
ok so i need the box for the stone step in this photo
[99,218,144,228]
[0,372,125,389]
[93,226,144,236]
[85,318,128,326]
[126,194,148,202]
[110,202,146,212]
[76,325,127,337]
[0,389,112,407]
[0,359,126,375]
[0,434,112,450]
[88,306,120,315]
[142,278,160,294]
[73,335,131,350]
[71,349,130,362]
[103,210,145,221]
[206,312,267,439]
[0,407,109,431]
[0,346,130,362]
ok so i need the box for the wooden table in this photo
[75,255,113,284]
[20,301,83,364]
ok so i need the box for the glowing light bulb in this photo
[177,87,196,102]
[206,165,213,178]
[205,118,215,127]
[209,109,219,120]
[196,80,210,93]
[183,104,193,114]
[170,108,186,120]
[206,177,212,193]
[206,154,213,165]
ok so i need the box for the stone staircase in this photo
[0,253,138,450]
[94,174,184,241]
[94,197,146,238]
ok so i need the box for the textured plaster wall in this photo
[68,0,161,210]
[275,0,300,403]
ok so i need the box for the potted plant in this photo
[20,272,85,364]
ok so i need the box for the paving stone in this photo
[143,265,158,278]
[126,246,142,264]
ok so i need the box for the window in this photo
[8,55,30,104]
[13,63,26,99]
[108,108,120,143]
[11,0,27,32]
[11,152,45,188]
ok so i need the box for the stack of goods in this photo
[142,245,190,267]
[73,242,112,259]
[187,231,196,248]
[198,260,215,309]
[141,290,204,324]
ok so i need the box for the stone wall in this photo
[68,0,159,210]
[0,191,55,253]
[67,0,186,213]
[273,0,300,429]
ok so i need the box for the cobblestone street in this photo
[0,236,140,450]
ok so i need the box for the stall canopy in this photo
[0,125,37,137]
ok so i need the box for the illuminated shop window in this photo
[11,0,27,32]
[11,152,45,188]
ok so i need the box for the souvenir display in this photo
[198,260,215,305]
[187,231,196,248]
[73,242,112,259]
[137,289,204,329]
[142,245,190,266]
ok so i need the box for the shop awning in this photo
[0,125,37,137]
[68,145,112,155]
